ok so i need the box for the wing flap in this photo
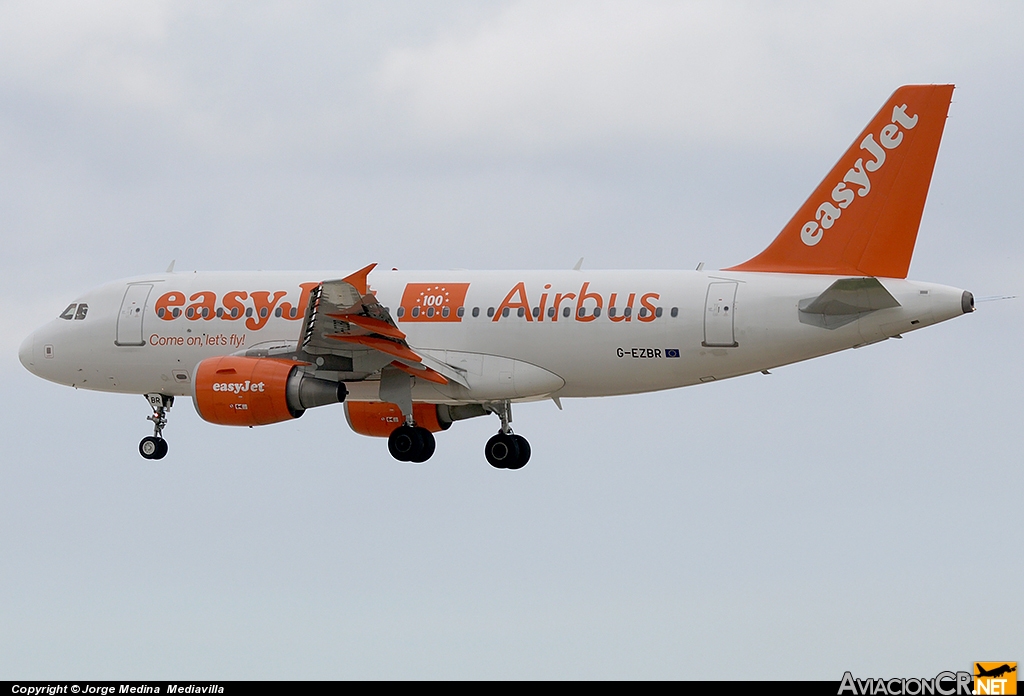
[297,263,469,387]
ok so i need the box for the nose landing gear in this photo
[139,436,167,460]
[140,393,172,460]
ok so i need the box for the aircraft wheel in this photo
[408,428,436,463]
[485,432,520,469]
[389,425,423,462]
[140,436,165,460]
[506,435,531,470]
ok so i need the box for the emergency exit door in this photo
[115,284,153,346]
[703,281,738,347]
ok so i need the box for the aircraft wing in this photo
[298,264,469,387]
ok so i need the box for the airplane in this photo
[19,84,974,469]
[975,664,1016,679]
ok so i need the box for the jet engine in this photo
[345,402,488,437]
[193,355,346,427]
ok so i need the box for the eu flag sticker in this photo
[665,349,680,358]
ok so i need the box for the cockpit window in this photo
[59,303,89,321]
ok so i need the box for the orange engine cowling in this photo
[345,402,453,438]
[193,355,346,427]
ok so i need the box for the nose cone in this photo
[19,333,36,374]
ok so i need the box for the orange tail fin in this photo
[726,84,954,278]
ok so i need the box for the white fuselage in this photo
[19,268,969,405]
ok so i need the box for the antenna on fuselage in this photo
[573,257,584,271]
[166,260,176,273]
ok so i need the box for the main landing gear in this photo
[383,400,532,470]
[388,424,436,463]
[484,432,531,470]
[139,393,172,460]
[484,401,531,470]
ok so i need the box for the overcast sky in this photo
[1,0,1022,679]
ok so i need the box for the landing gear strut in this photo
[140,393,172,460]
[484,401,531,470]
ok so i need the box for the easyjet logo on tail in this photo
[801,103,919,247]
[398,283,470,322]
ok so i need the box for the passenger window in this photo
[411,307,420,318]
[397,307,405,318]
[609,307,617,318]
[442,306,450,318]
[517,307,524,318]
[502,307,510,318]
[472,307,480,318]
[593,307,601,318]
[60,304,76,320]
[457,307,465,318]
[275,308,282,318]
[532,307,540,318]
[639,308,648,318]
[563,307,571,318]
[547,307,555,318]
[671,307,679,318]
[246,308,253,318]
[426,307,435,318]
[655,307,663,318]
[487,307,495,318]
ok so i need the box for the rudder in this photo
[727,84,954,278]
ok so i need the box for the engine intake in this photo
[193,356,346,426]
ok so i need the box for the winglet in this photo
[342,263,377,295]
[726,85,954,278]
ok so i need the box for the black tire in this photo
[388,425,420,462]
[408,428,436,463]
[485,432,520,469]
[139,436,161,460]
[154,438,168,460]
[506,435,531,470]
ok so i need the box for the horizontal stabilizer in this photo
[799,277,899,329]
